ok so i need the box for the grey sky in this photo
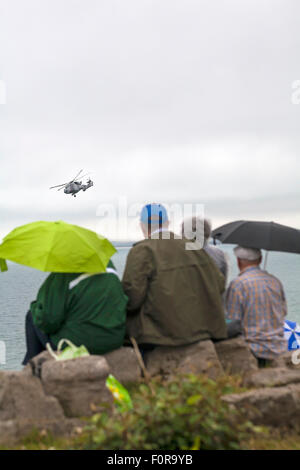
[0,0,299,240]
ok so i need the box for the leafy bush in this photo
[80,374,262,450]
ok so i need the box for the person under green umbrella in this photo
[23,259,128,364]
[0,221,128,364]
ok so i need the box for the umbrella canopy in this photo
[0,220,116,273]
[211,220,300,254]
[284,320,300,350]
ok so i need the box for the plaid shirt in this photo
[226,266,287,359]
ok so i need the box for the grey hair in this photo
[234,246,262,261]
[181,217,212,241]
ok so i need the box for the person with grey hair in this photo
[181,216,242,340]
[226,245,287,367]
[181,217,229,285]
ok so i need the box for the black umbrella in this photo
[212,220,300,268]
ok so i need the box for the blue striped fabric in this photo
[226,266,287,359]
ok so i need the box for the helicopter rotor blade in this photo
[70,169,83,183]
[49,183,68,189]
[50,169,87,191]
[80,172,91,180]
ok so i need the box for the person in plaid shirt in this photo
[226,246,287,366]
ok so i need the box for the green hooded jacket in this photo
[31,261,128,354]
[122,232,227,346]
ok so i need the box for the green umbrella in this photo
[0,220,116,273]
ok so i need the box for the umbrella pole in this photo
[263,251,269,270]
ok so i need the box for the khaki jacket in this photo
[122,232,227,346]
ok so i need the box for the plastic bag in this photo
[105,374,133,412]
[46,339,90,361]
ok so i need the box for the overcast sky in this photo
[0,0,300,240]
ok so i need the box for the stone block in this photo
[41,355,112,417]
[144,340,224,379]
[222,383,300,427]
[104,347,141,383]
[244,367,300,388]
[0,370,69,445]
[214,336,258,375]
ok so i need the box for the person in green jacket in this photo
[22,260,128,365]
[122,203,227,353]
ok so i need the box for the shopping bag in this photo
[46,339,90,361]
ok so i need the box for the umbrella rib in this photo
[214,220,246,242]
[67,228,116,269]
[42,228,108,272]
[42,226,100,272]
[43,228,58,271]
[75,229,115,257]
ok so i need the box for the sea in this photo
[0,243,299,371]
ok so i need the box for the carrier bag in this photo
[46,339,90,361]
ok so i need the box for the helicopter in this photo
[49,170,94,197]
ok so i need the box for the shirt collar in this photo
[239,265,261,276]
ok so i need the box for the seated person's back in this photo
[226,246,287,361]
[30,260,127,355]
[122,204,227,347]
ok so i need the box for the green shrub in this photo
[81,374,263,450]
